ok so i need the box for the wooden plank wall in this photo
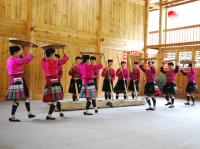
[0,0,144,100]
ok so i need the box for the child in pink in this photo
[41,48,68,120]
[7,46,35,122]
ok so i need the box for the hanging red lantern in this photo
[168,10,178,19]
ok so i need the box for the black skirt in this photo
[68,79,82,94]
[102,78,113,92]
[144,82,161,96]
[163,82,178,95]
[114,80,128,93]
[128,80,139,92]
[186,82,199,93]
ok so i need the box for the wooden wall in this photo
[0,0,144,100]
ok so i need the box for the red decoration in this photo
[168,10,178,19]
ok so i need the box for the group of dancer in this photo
[6,45,199,122]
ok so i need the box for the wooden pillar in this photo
[164,0,168,45]
[143,0,149,58]
[26,0,35,99]
[159,0,163,47]
[97,0,103,53]
[97,0,103,97]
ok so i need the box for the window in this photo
[179,51,192,68]
[164,52,176,67]
[195,51,200,68]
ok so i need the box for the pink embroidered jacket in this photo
[7,54,34,84]
[93,64,103,78]
[7,54,34,75]
[160,66,179,82]
[140,65,156,82]
[101,67,115,81]
[116,68,130,81]
[130,68,140,81]
[68,65,82,79]
[41,54,68,78]
[180,68,196,83]
[78,63,103,85]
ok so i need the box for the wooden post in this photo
[26,0,35,99]
[97,0,103,97]
[164,0,168,46]
[143,0,149,58]
[158,0,163,64]
[159,0,163,47]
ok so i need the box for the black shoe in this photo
[60,113,64,117]
[151,107,156,111]
[168,105,175,108]
[184,103,190,105]
[28,114,36,118]
[46,116,56,120]
[95,109,98,113]
[146,107,153,111]
[83,111,93,115]
[191,103,195,106]
[9,118,21,122]
[165,102,171,106]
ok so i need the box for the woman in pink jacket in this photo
[7,46,35,122]
[180,63,199,106]
[41,48,68,120]
[79,55,103,115]
[140,60,161,111]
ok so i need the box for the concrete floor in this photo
[0,97,200,149]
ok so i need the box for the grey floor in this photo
[0,97,200,149]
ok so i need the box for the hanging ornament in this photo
[168,10,178,19]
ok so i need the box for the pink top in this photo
[78,63,103,85]
[180,68,196,83]
[7,54,34,75]
[68,65,82,79]
[160,66,179,82]
[116,68,130,81]
[41,54,68,78]
[101,67,115,81]
[130,68,140,81]
[93,64,103,78]
[140,65,156,82]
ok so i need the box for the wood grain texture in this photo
[0,0,145,100]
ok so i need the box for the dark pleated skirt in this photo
[163,82,178,95]
[68,79,82,94]
[186,82,199,93]
[144,82,161,96]
[114,80,128,93]
[102,78,113,92]
[128,80,139,92]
